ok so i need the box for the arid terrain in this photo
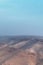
[0,36,43,65]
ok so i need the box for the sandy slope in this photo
[0,40,43,65]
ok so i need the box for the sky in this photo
[0,0,43,36]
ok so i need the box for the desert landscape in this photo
[0,36,43,65]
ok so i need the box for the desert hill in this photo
[0,36,43,65]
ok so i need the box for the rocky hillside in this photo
[0,36,43,65]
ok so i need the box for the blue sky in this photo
[0,0,43,36]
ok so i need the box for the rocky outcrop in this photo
[26,42,43,65]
